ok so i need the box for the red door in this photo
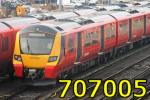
[1,33,11,62]
[65,33,76,69]
[82,30,92,61]
[104,23,116,52]
[0,34,2,64]
[146,15,150,35]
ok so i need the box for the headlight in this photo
[14,55,22,61]
[48,56,57,62]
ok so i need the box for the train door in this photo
[65,33,76,67]
[90,27,100,56]
[146,15,150,35]
[0,34,2,62]
[76,32,82,62]
[104,23,116,51]
[101,25,104,51]
[83,30,92,60]
[129,19,132,41]
[1,33,10,61]
[144,15,146,35]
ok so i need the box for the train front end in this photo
[13,24,62,83]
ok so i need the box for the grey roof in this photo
[0,23,10,32]
[74,9,97,16]
[110,11,131,19]
[43,20,81,31]
[83,14,115,23]
[1,17,40,28]
[96,5,121,11]
[51,12,78,19]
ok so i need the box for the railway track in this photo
[36,44,150,100]
[0,79,27,100]
[130,74,150,100]
[68,53,150,100]
[1,44,150,100]
[93,57,150,100]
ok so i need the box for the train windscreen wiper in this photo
[26,39,32,54]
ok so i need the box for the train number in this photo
[58,79,147,98]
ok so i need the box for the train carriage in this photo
[0,17,40,76]
[0,23,13,75]
[12,8,150,85]
[13,14,118,81]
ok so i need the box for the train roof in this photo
[126,6,150,12]
[0,23,11,33]
[133,1,150,6]
[56,17,94,25]
[95,5,121,11]
[1,17,40,29]
[42,20,81,32]
[124,6,150,14]
[56,13,116,25]
[82,14,115,24]
[51,12,78,19]
[94,11,131,21]
[73,9,97,16]
[109,11,131,20]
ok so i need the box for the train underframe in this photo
[0,61,14,78]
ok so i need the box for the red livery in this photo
[0,18,40,76]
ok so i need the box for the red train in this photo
[13,9,150,84]
[0,10,97,78]
[0,17,40,77]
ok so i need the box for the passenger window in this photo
[68,34,74,52]
[119,22,128,35]
[84,32,91,47]
[2,36,9,51]
[106,24,116,39]
[133,18,144,30]
[148,17,150,24]
[91,31,98,44]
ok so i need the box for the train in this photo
[0,17,40,77]
[0,9,97,78]
[12,7,150,85]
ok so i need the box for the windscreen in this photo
[20,32,55,55]
[19,25,57,55]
